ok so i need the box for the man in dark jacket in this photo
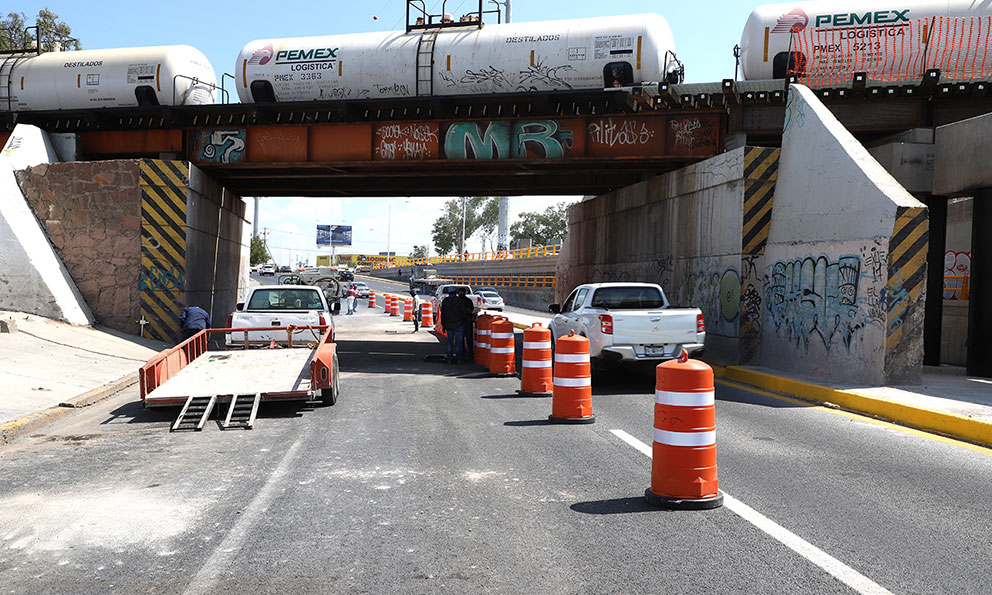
[179,305,210,342]
[440,287,473,363]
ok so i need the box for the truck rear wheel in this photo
[320,353,340,406]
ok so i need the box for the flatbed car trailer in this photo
[139,325,339,432]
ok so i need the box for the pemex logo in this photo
[771,7,809,34]
[248,43,273,65]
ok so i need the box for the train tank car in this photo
[740,0,992,80]
[2,45,217,111]
[235,13,680,103]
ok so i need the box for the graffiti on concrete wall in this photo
[765,253,884,354]
[192,129,246,164]
[674,260,741,337]
[943,250,971,300]
[738,255,762,364]
[443,120,576,159]
[139,264,186,292]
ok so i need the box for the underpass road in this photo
[1,307,990,594]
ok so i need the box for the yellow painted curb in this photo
[0,407,68,445]
[723,366,992,447]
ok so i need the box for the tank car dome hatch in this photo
[235,13,681,104]
[1,45,217,112]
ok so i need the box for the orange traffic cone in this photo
[403,299,413,321]
[369,291,377,308]
[474,313,495,367]
[549,331,594,424]
[421,302,434,327]
[517,322,552,396]
[488,317,516,376]
[645,350,723,510]
[390,296,400,317]
[383,294,392,315]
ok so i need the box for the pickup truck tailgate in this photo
[229,310,324,344]
[611,310,699,345]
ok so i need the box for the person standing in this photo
[179,305,210,342]
[440,287,472,363]
[345,284,359,314]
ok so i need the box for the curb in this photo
[1,372,138,446]
[718,366,992,448]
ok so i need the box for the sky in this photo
[7,0,757,265]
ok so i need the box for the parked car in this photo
[549,282,704,369]
[279,265,291,273]
[351,282,370,298]
[260,264,276,276]
[477,289,505,311]
[338,270,354,282]
[227,285,333,347]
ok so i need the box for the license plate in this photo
[644,346,665,357]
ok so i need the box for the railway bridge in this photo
[1,77,990,383]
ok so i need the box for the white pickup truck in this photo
[226,285,333,347]
[548,283,704,368]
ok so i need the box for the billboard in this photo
[316,224,352,246]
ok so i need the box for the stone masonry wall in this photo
[15,160,142,333]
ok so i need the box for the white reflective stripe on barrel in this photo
[654,390,715,407]
[491,333,514,339]
[523,341,551,349]
[554,353,589,363]
[477,342,489,349]
[479,330,491,335]
[490,347,514,354]
[522,360,552,368]
[553,376,591,387]
[653,428,716,447]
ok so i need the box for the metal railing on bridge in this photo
[449,275,556,289]
[944,274,971,300]
[370,243,561,269]
[789,16,992,87]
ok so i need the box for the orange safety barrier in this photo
[549,331,594,424]
[368,290,377,308]
[474,313,495,368]
[403,298,413,322]
[421,301,434,327]
[383,294,393,315]
[790,16,992,87]
[370,244,562,268]
[645,350,723,510]
[517,323,552,396]
[488,317,516,376]
[390,296,400,317]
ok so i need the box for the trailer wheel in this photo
[321,352,340,406]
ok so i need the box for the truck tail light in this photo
[226,314,232,329]
[319,314,328,328]
[599,314,614,335]
[697,313,705,333]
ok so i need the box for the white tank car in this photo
[236,13,680,103]
[2,45,216,111]
[741,1,992,80]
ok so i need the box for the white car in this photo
[260,264,276,276]
[476,290,504,311]
[351,282,370,298]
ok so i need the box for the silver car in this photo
[477,290,504,311]
[351,282,370,298]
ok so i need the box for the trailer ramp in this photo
[223,393,261,429]
[172,395,217,432]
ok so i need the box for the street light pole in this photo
[460,197,467,260]
[386,203,392,268]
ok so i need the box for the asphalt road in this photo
[1,304,990,594]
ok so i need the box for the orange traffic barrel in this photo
[549,331,594,424]
[474,313,495,367]
[390,296,400,317]
[488,317,516,376]
[403,299,413,321]
[383,294,392,315]
[421,301,434,327]
[517,322,552,396]
[369,291,377,308]
[645,350,723,510]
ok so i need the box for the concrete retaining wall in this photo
[762,85,927,385]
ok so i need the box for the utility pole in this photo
[253,198,259,237]
[386,203,392,268]
[460,197,467,260]
[496,4,511,252]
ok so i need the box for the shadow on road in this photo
[715,381,806,408]
[503,419,553,427]
[570,496,662,515]
[101,398,312,426]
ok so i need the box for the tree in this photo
[509,202,572,247]
[250,235,270,265]
[0,9,80,52]
[410,245,429,259]
[430,196,498,255]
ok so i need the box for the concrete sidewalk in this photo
[0,310,168,443]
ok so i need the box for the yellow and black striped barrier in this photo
[742,147,780,256]
[139,159,188,343]
[886,206,928,351]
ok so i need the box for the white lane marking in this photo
[183,437,305,595]
[608,429,895,595]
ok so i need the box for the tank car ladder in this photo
[222,393,261,430]
[0,55,29,112]
[171,395,217,432]
[416,29,440,97]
